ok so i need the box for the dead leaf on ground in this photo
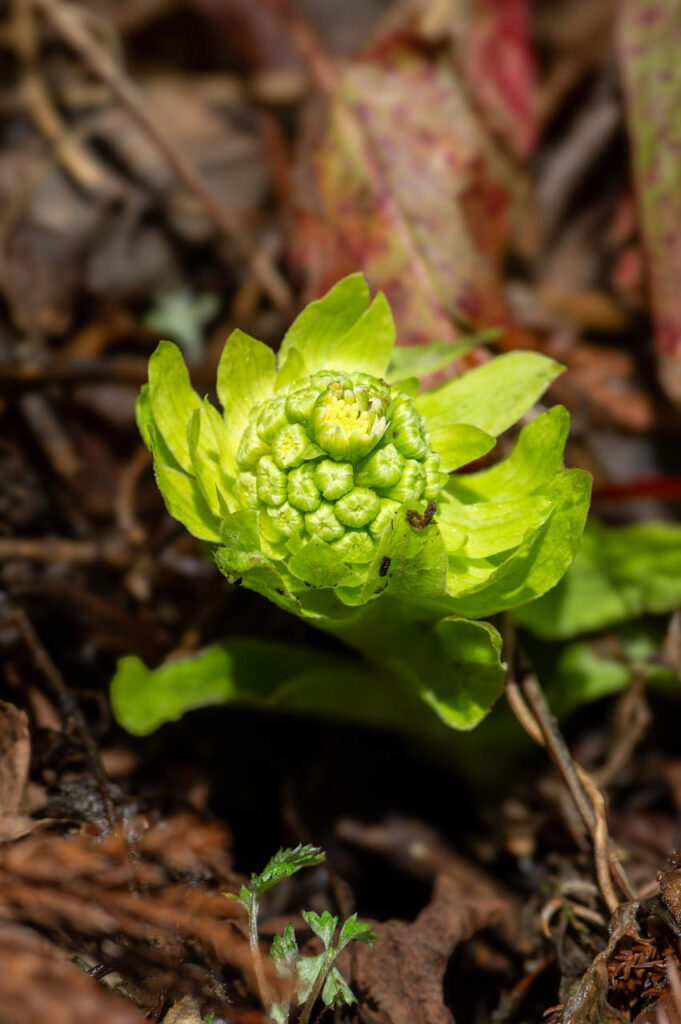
[0,921,146,1024]
[0,700,36,842]
[291,46,526,347]
[618,0,681,403]
[352,872,507,1024]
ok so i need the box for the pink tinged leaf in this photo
[461,0,538,159]
[290,53,528,349]
[619,0,681,402]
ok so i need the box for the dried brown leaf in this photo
[352,872,506,1024]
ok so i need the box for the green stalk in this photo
[298,948,336,1024]
[247,893,272,1010]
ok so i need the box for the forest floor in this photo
[2,1,681,1022]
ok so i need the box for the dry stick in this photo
[33,0,293,314]
[6,606,119,827]
[519,675,636,912]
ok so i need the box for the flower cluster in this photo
[136,273,590,618]
[233,369,443,566]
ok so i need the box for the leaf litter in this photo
[2,0,681,1020]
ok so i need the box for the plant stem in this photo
[247,895,272,1011]
[299,949,336,1024]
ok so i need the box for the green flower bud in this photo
[272,423,312,470]
[235,471,259,509]
[229,367,443,583]
[309,380,389,462]
[334,487,381,528]
[314,459,354,500]
[266,501,304,538]
[386,394,428,460]
[355,443,404,489]
[236,421,268,470]
[288,463,322,512]
[257,396,289,443]
[381,459,425,502]
[332,529,375,563]
[423,452,443,501]
[368,498,402,538]
[305,501,345,542]
[256,455,287,507]
[286,385,322,424]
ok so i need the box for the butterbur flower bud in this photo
[139,272,583,614]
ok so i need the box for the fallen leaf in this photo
[352,872,506,1024]
[0,701,35,843]
[618,0,681,402]
[291,48,522,347]
[0,921,146,1024]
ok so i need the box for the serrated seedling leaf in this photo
[249,844,325,899]
[322,965,357,1008]
[295,952,326,1003]
[337,914,378,951]
[270,1002,289,1024]
[301,909,338,949]
[271,922,298,968]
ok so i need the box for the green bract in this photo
[121,273,592,735]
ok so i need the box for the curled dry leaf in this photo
[352,872,506,1024]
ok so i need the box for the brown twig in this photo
[32,0,293,314]
[12,0,106,190]
[5,606,119,828]
[502,618,635,913]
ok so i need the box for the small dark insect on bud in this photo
[406,501,436,532]
[379,556,391,577]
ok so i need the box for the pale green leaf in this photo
[321,290,395,377]
[439,491,553,559]
[288,540,360,589]
[445,469,591,617]
[187,403,237,516]
[385,337,490,383]
[415,352,563,435]
[322,967,357,1008]
[135,384,153,448]
[279,274,370,372]
[428,423,496,472]
[302,910,337,949]
[216,329,276,441]
[450,406,570,502]
[516,519,681,639]
[150,426,221,542]
[296,954,325,1004]
[337,915,377,951]
[424,617,504,730]
[148,340,201,472]
[275,346,308,390]
[340,502,448,606]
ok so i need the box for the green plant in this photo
[113,273,591,737]
[232,845,376,1023]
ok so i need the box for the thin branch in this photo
[6,606,119,828]
[33,0,293,314]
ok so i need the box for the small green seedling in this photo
[231,845,376,1023]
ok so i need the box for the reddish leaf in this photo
[618,0,681,401]
[459,0,538,158]
[291,52,523,346]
